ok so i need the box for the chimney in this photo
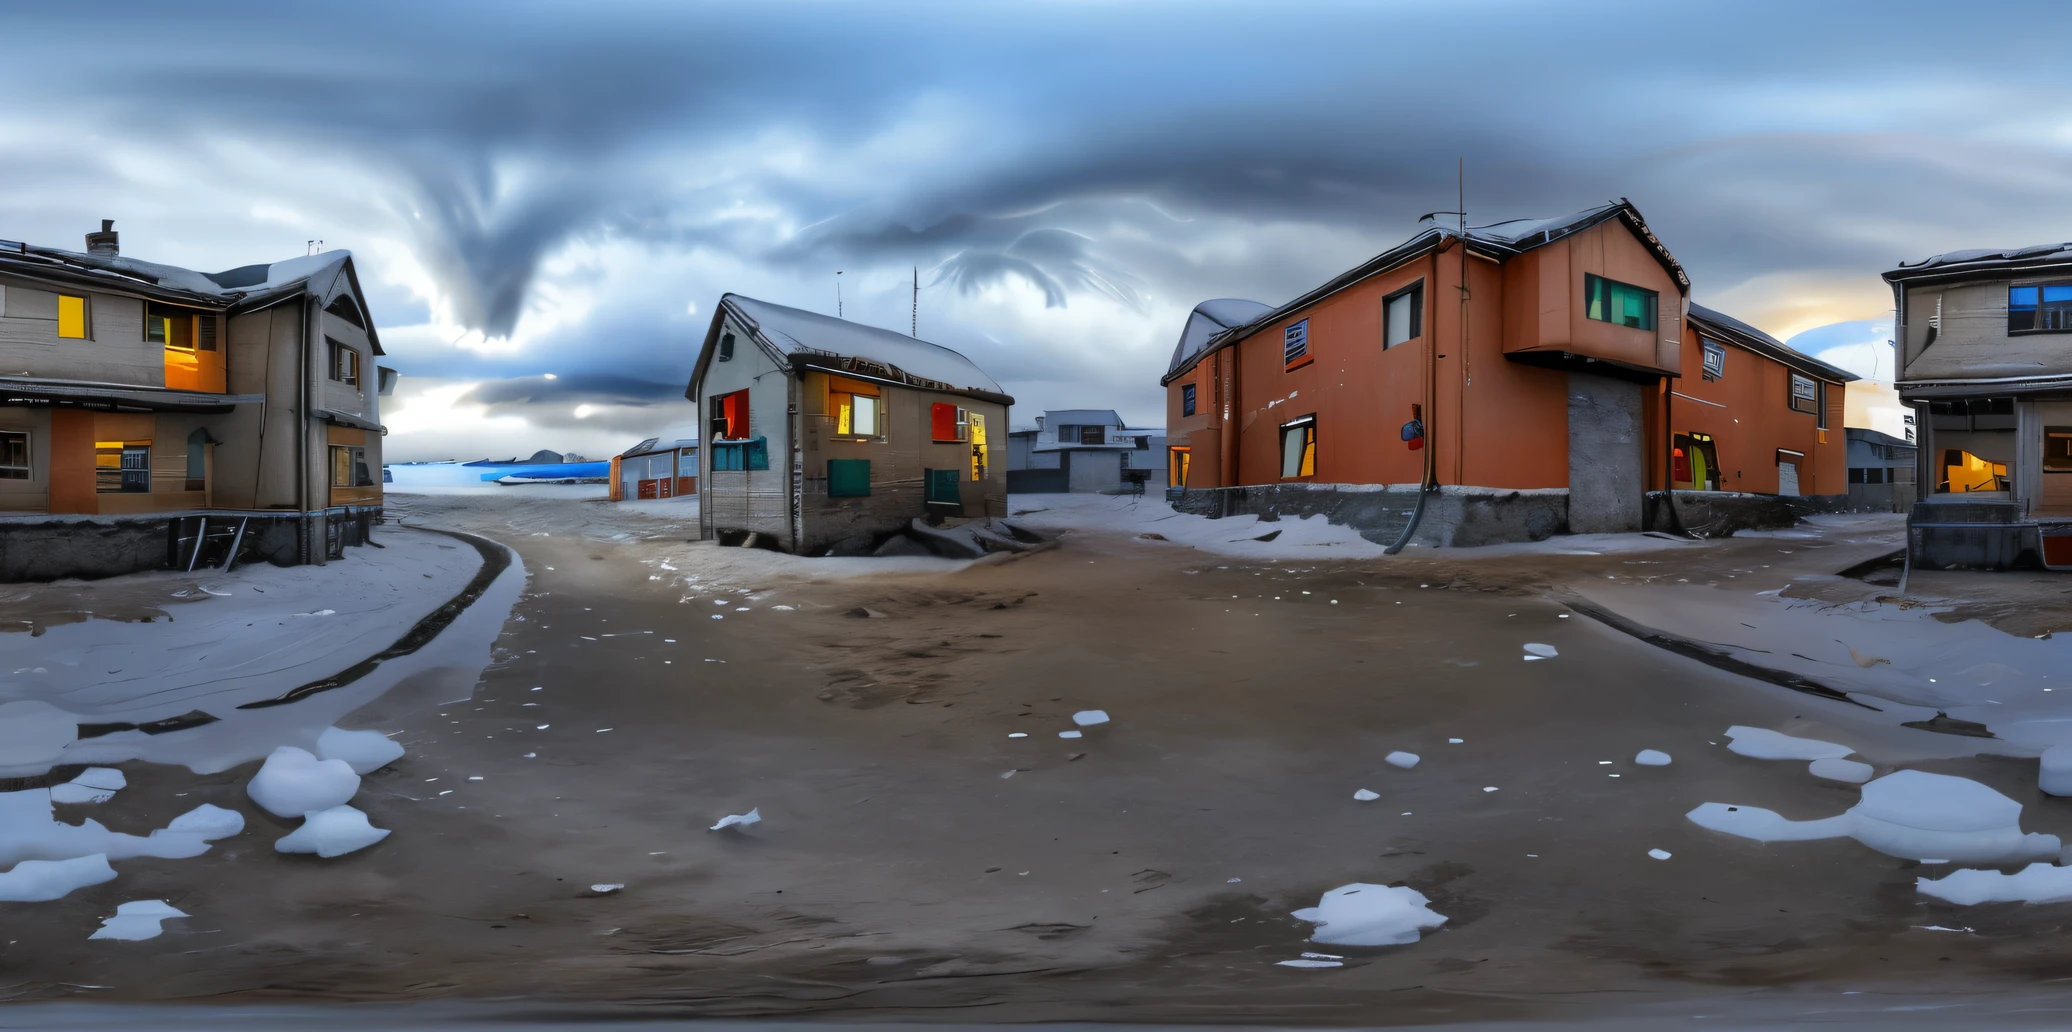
[1034,416,1046,430]
[85,220,118,257]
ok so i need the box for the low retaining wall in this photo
[1171,483,1570,548]
[1646,490,1849,538]
[0,508,383,583]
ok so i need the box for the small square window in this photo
[1383,284,1422,349]
[1279,417,1316,478]
[0,431,28,480]
[1284,319,1310,366]
[1701,339,1726,379]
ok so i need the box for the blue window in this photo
[2010,284,2072,333]
[1284,319,1309,366]
[1181,383,1197,417]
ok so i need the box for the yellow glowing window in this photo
[832,390,881,436]
[57,295,86,338]
[1280,418,1316,478]
[95,440,151,493]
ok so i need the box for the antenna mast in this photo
[836,270,843,318]
[912,266,918,336]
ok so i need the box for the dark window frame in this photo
[1789,373,1819,416]
[1382,281,1423,350]
[2009,283,2072,335]
[1701,338,1726,380]
[1181,383,1197,417]
[0,430,28,480]
[1279,414,1317,479]
[326,338,361,388]
[1078,425,1105,445]
[2045,427,2072,472]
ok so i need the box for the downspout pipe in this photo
[297,296,310,565]
[1386,244,1447,555]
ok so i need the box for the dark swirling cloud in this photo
[6,0,2072,450]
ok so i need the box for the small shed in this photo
[611,433,698,501]
[686,294,1014,554]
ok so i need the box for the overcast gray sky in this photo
[5,0,2068,459]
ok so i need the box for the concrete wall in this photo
[1172,483,1569,548]
[1646,489,1848,537]
[1566,371,1645,533]
[1066,449,1121,493]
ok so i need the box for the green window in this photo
[924,468,962,508]
[827,458,871,497]
[1584,274,1657,331]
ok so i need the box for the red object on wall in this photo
[1671,447,1690,483]
[931,402,958,441]
[1407,437,1424,451]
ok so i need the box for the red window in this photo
[710,389,749,440]
[931,402,969,442]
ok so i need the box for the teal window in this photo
[924,468,962,509]
[710,437,769,471]
[827,458,871,497]
[1584,274,1657,331]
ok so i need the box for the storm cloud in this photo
[5,1,2072,457]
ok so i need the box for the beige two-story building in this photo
[0,221,393,580]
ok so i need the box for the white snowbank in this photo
[275,804,390,858]
[50,767,126,804]
[1724,726,1854,761]
[1005,494,1387,560]
[1292,882,1448,946]
[1689,770,2060,863]
[1810,758,1874,784]
[1522,643,1558,659]
[90,900,188,941]
[1634,750,1672,767]
[247,747,360,819]
[710,808,760,831]
[0,854,116,902]
[1919,862,2072,905]
[2042,746,2072,797]
[1648,848,1672,860]
[1072,710,1111,727]
[315,727,405,775]
[1385,751,1420,769]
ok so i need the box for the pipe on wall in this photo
[1386,245,1447,555]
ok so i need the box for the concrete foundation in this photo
[1567,372,1647,534]
[1908,499,2041,570]
[1171,483,1570,548]
[0,507,383,583]
[1646,490,1850,538]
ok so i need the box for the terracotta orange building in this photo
[1161,201,1852,545]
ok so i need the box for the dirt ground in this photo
[10,494,2072,1023]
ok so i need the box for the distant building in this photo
[0,221,392,580]
[611,433,696,501]
[1005,409,1165,494]
[1845,428,1917,513]
[1884,244,2072,569]
[686,294,1012,554]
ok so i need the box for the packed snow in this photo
[89,900,188,941]
[1689,770,2060,863]
[50,767,126,805]
[275,805,390,858]
[247,747,361,819]
[315,727,405,775]
[710,808,761,832]
[1072,710,1112,727]
[0,789,244,871]
[1522,643,1558,659]
[1385,751,1420,769]
[1723,726,1854,761]
[2041,746,2072,797]
[1634,750,1672,767]
[1919,862,2072,905]
[1353,789,1380,802]
[1648,849,1673,860]
[1809,758,1875,784]
[0,855,117,902]
[1292,883,1448,946]
[0,700,78,778]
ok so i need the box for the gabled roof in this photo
[1688,303,1858,384]
[693,293,1010,404]
[1884,243,2072,283]
[0,240,381,354]
[1168,298,1274,376]
[1045,408,1124,427]
[1161,200,1687,385]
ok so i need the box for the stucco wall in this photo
[1566,371,1646,533]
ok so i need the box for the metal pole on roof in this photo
[836,270,843,318]
[912,266,918,336]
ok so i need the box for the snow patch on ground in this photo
[1385,751,1420,769]
[1635,750,1672,766]
[1292,883,1448,946]
[90,900,187,941]
[0,855,116,902]
[1005,494,1387,560]
[1810,758,1875,783]
[1689,769,2059,863]
[315,727,405,775]
[50,767,126,804]
[1919,862,2072,905]
[275,805,390,858]
[1724,726,1854,761]
[247,747,360,819]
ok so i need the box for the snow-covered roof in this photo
[1162,200,1686,385]
[0,239,352,307]
[1688,303,1859,384]
[1046,408,1124,427]
[1885,242,2072,282]
[1169,298,1273,375]
[716,294,1003,397]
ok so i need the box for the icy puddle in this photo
[1689,769,2059,864]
